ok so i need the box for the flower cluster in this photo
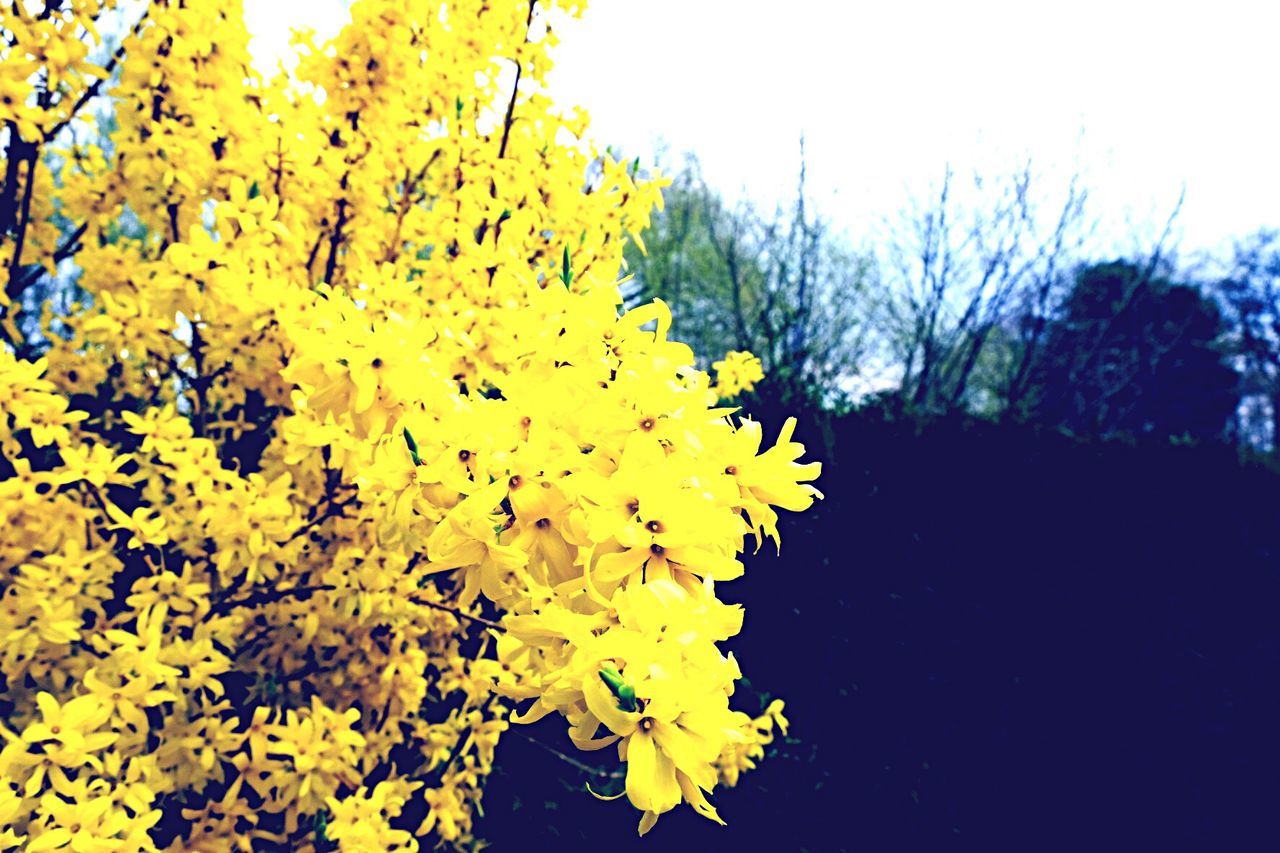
[712,350,766,399]
[0,0,820,848]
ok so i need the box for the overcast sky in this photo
[247,0,1280,256]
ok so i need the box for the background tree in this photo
[872,163,1093,415]
[625,150,876,409]
[1024,259,1238,442]
[1217,229,1280,452]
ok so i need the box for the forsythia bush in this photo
[0,0,820,849]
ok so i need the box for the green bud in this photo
[248,180,261,200]
[598,666,638,713]
[560,245,573,286]
[404,427,422,466]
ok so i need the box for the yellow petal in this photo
[595,548,647,583]
[35,692,60,722]
[27,827,72,852]
[676,770,725,826]
[625,731,682,816]
[60,695,103,730]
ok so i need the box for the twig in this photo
[515,730,624,780]
[282,493,359,544]
[207,584,335,618]
[278,658,338,684]
[410,595,504,631]
[164,202,180,247]
[43,8,152,144]
[473,0,538,252]
[0,124,28,237]
[496,0,537,162]
[52,220,88,264]
[232,625,275,660]
[426,694,499,782]
[322,189,348,284]
[5,148,38,301]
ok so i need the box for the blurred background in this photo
[246,2,1280,848]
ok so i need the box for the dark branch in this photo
[496,0,537,162]
[410,595,504,631]
[42,8,152,144]
[208,584,335,618]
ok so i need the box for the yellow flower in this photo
[102,504,170,550]
[0,780,28,848]
[592,477,745,585]
[581,650,725,834]
[326,779,421,852]
[22,693,118,771]
[27,790,157,852]
[711,350,765,399]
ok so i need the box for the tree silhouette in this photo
[1025,260,1237,443]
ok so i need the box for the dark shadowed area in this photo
[481,406,1280,850]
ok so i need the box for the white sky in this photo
[246,0,1280,256]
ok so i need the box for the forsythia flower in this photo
[325,780,421,851]
[712,350,766,399]
[0,0,821,847]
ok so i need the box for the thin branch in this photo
[278,658,339,684]
[322,196,348,284]
[207,584,335,618]
[43,8,152,144]
[232,625,275,660]
[496,0,537,161]
[515,730,625,780]
[410,595,504,631]
[471,1,538,250]
[52,220,89,264]
[281,492,359,544]
[426,694,499,782]
[164,202,180,248]
[0,124,28,236]
[4,152,39,301]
